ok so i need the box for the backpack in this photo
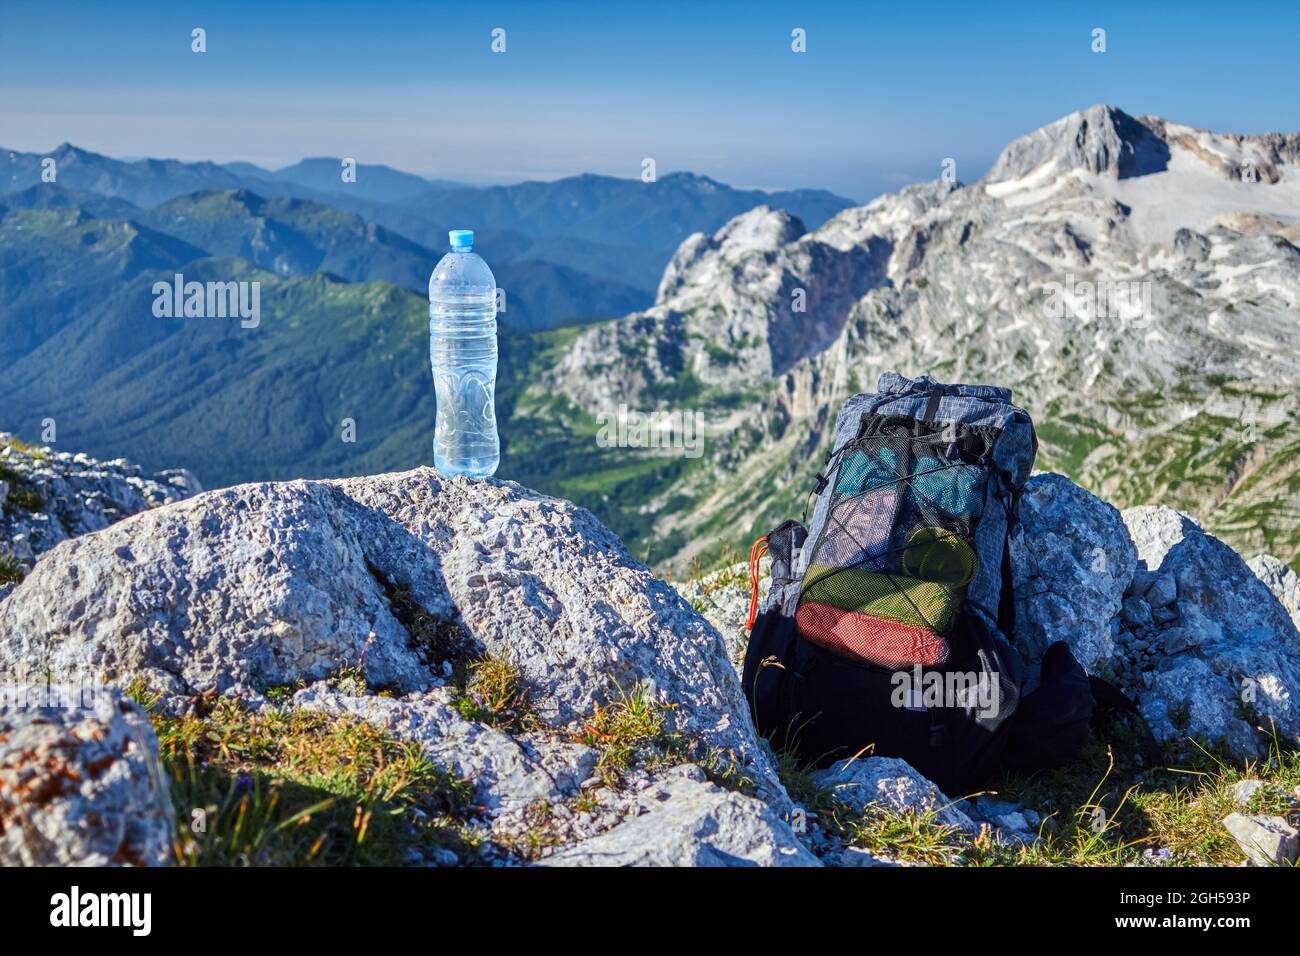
[741,372,1092,795]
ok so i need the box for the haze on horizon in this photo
[2,0,1298,202]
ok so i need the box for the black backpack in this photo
[741,374,1103,795]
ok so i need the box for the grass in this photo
[375,577,475,669]
[130,685,479,866]
[0,554,24,586]
[0,463,44,512]
[0,435,48,460]
[579,682,683,782]
[685,541,750,597]
[766,705,1300,867]
[453,656,537,733]
[844,805,967,866]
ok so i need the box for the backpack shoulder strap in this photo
[997,483,1021,638]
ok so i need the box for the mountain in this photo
[226,156,457,203]
[133,189,647,329]
[0,186,645,331]
[1,143,254,207]
[14,109,1291,574]
[2,145,856,321]
[0,205,206,368]
[2,146,855,295]
[505,105,1300,570]
[0,258,436,487]
[0,182,139,218]
[0,144,434,209]
[396,172,854,288]
[135,188,436,288]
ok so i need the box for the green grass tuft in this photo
[453,656,536,733]
[143,693,478,866]
[579,682,681,781]
[0,554,24,586]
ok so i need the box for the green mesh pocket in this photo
[802,565,957,633]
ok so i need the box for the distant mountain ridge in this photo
[1,142,856,313]
[1,145,854,279]
[221,156,464,202]
[0,183,649,334]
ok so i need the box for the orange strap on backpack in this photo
[745,534,769,630]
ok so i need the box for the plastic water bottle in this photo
[429,229,499,478]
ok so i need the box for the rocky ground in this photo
[1,451,1298,866]
[0,433,199,599]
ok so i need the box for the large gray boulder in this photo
[0,468,788,806]
[1123,506,1300,755]
[997,473,1300,758]
[1221,812,1299,867]
[0,685,174,866]
[542,771,818,867]
[1011,473,1138,672]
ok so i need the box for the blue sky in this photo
[2,0,1298,200]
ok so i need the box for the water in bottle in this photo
[429,229,499,478]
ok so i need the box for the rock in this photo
[1230,779,1267,808]
[0,685,174,866]
[1128,568,1158,597]
[672,561,757,665]
[1146,572,1178,609]
[1139,656,1260,756]
[540,772,819,867]
[822,845,900,867]
[991,810,1035,841]
[813,756,975,831]
[0,469,788,807]
[967,798,1040,842]
[1120,594,1154,630]
[1011,474,1138,672]
[1221,812,1299,866]
[292,683,598,812]
[1151,605,1179,626]
[1158,626,1198,655]
[1249,555,1300,632]
[0,434,199,573]
[1124,506,1300,753]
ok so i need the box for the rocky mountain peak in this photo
[985,104,1167,183]
[986,104,1300,190]
[655,205,806,304]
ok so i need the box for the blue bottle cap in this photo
[449,229,474,251]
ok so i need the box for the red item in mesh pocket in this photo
[795,601,950,667]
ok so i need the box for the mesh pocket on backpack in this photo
[795,601,951,668]
[796,417,990,668]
